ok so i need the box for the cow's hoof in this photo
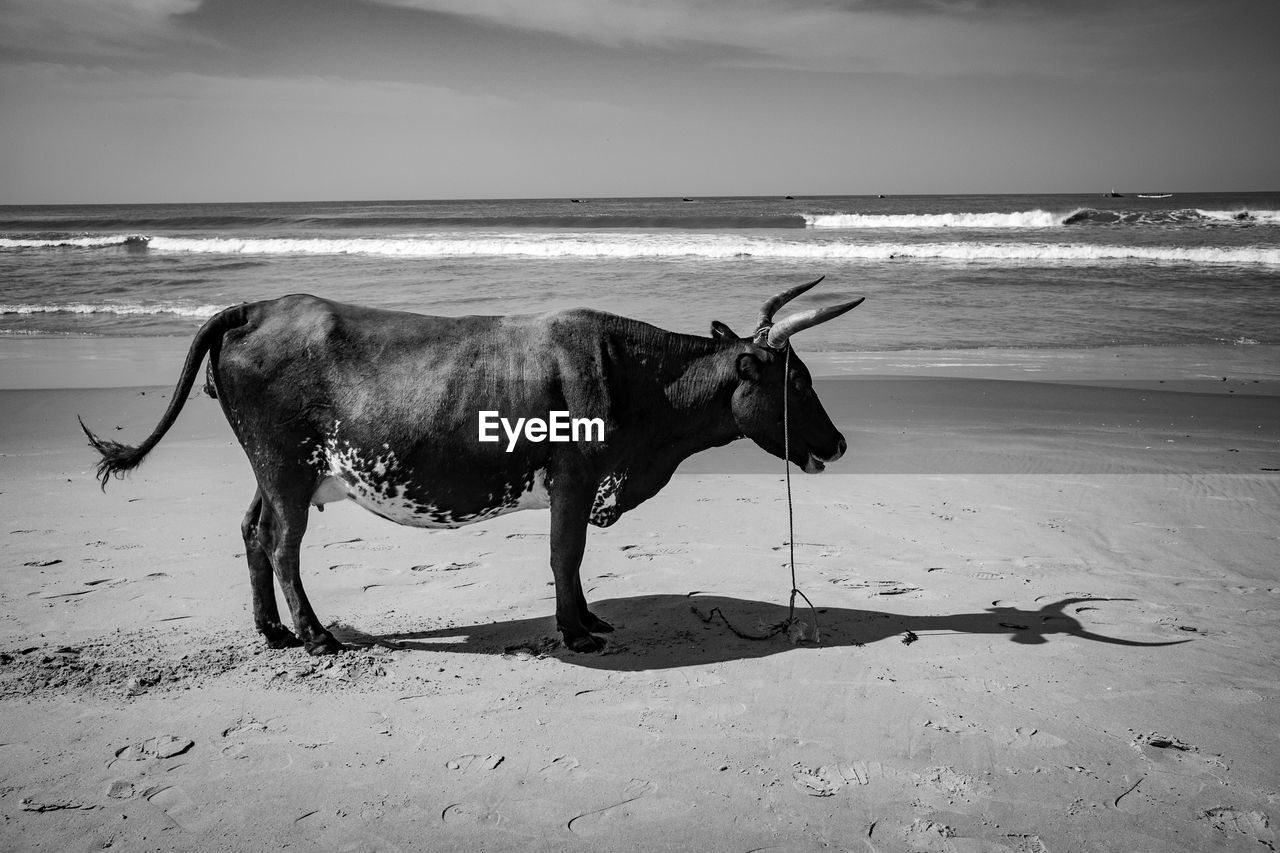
[260,623,302,649]
[305,633,343,656]
[564,633,607,653]
[584,613,615,633]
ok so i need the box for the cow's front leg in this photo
[550,489,605,652]
[574,572,614,634]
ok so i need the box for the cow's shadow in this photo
[343,593,1189,672]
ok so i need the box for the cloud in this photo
[363,0,1255,78]
[0,0,207,57]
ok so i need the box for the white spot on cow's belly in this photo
[589,469,627,527]
[313,439,466,528]
[512,468,550,511]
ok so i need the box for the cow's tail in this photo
[79,303,253,490]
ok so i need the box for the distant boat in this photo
[784,195,795,200]
[682,198,693,202]
[1104,189,1124,198]
[1138,193,1173,199]
[569,199,588,203]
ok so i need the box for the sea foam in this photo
[1196,209,1280,224]
[0,303,221,318]
[0,235,149,249]
[139,235,1280,266]
[805,210,1067,229]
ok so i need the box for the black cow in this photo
[81,277,862,654]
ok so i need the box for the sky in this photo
[1,0,1277,203]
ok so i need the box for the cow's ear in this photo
[710,320,738,340]
[736,353,762,382]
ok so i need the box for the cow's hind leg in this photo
[242,489,301,648]
[257,487,342,656]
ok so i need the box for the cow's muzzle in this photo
[802,436,846,474]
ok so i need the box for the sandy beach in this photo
[1,338,1278,852]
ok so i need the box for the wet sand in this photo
[1,341,1277,852]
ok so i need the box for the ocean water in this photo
[1,193,1278,352]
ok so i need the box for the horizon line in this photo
[3,189,1278,208]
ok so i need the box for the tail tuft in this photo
[74,302,250,493]
[78,416,150,491]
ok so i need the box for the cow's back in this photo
[210,295,619,482]
[215,295,543,416]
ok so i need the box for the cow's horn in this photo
[765,297,865,348]
[757,275,825,329]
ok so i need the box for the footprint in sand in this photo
[1199,807,1277,848]
[106,781,135,799]
[791,763,870,797]
[911,765,987,804]
[445,753,504,773]
[830,578,921,596]
[1131,732,1227,771]
[623,547,687,560]
[902,818,959,851]
[112,735,195,762]
[322,538,393,552]
[221,716,271,738]
[503,638,560,660]
[441,802,500,825]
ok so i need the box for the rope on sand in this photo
[691,345,822,645]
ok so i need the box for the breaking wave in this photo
[0,234,150,249]
[805,210,1066,228]
[131,235,1280,266]
[1195,209,1280,224]
[1,214,809,231]
[3,209,1276,250]
[807,208,1280,229]
[0,302,221,318]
